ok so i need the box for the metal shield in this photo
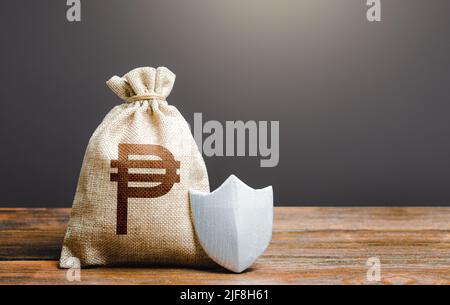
[189,175,273,273]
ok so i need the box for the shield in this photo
[189,175,273,273]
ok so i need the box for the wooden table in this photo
[1,207,449,284]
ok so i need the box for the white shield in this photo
[189,175,273,273]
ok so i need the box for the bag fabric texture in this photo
[60,66,212,268]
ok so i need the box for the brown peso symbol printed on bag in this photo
[110,144,180,235]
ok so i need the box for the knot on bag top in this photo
[106,67,175,102]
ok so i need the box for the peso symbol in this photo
[110,144,180,235]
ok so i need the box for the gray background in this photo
[1,0,449,207]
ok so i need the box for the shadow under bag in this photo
[60,66,213,267]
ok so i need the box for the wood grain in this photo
[1,207,450,284]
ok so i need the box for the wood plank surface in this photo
[1,207,450,284]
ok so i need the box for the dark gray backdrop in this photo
[1,0,449,207]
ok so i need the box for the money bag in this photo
[60,67,212,267]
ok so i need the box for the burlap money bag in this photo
[60,66,212,267]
